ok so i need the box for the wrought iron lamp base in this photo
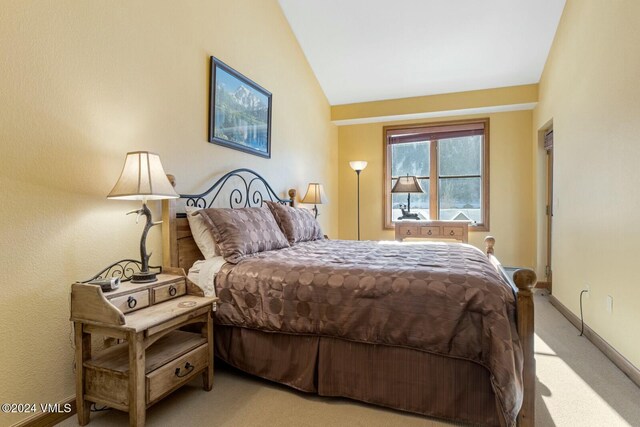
[80,259,162,284]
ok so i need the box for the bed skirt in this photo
[215,325,502,426]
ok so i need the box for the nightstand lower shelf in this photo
[83,330,208,411]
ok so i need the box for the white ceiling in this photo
[279,0,565,105]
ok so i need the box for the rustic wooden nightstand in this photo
[70,267,218,426]
[395,220,470,243]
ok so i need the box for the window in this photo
[384,119,489,230]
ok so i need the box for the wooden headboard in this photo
[161,168,295,271]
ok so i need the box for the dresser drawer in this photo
[398,226,419,237]
[146,343,208,403]
[109,290,149,314]
[420,226,441,237]
[396,221,468,242]
[152,281,186,304]
[443,226,464,238]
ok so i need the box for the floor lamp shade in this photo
[108,151,178,283]
[349,161,368,172]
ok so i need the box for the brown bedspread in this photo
[215,239,523,425]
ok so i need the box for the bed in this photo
[161,169,536,427]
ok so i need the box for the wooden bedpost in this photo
[485,236,495,255]
[514,269,536,427]
[288,189,297,207]
[484,236,536,427]
[162,174,178,268]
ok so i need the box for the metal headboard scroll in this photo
[179,168,292,215]
[81,259,162,283]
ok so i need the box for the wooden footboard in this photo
[485,237,536,427]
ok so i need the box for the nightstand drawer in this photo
[146,343,208,403]
[443,226,463,238]
[420,226,441,237]
[152,281,186,304]
[110,290,149,314]
[398,226,419,237]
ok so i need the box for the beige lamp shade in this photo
[391,175,424,193]
[301,183,327,204]
[107,151,179,200]
[349,160,368,171]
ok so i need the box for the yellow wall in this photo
[0,1,337,424]
[338,110,536,269]
[533,0,640,367]
[332,84,538,122]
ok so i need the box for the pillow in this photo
[265,201,324,244]
[185,206,220,259]
[198,206,290,263]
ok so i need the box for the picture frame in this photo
[209,57,272,158]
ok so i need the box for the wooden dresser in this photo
[395,220,470,243]
[70,267,218,426]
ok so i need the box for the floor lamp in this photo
[349,161,367,240]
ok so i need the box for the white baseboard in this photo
[549,295,640,388]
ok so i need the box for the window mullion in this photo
[429,140,439,220]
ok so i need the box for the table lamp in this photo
[107,151,179,283]
[301,183,327,218]
[391,175,424,220]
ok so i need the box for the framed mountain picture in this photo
[209,57,272,158]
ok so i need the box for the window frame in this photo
[383,118,490,231]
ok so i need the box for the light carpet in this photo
[60,291,640,427]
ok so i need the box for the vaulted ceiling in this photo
[279,0,565,105]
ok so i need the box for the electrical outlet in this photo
[606,295,613,313]
[584,283,591,297]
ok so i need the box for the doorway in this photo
[544,127,553,292]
